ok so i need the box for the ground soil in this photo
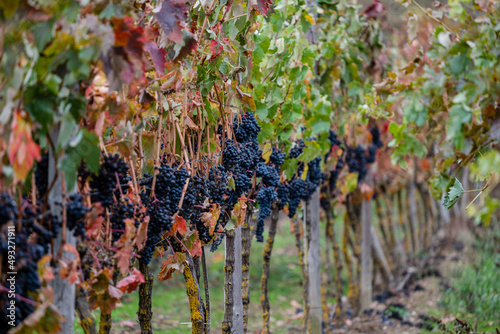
[330,230,473,334]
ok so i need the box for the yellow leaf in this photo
[301,164,309,180]
[262,143,272,163]
[236,86,256,111]
[304,13,315,24]
[341,172,358,195]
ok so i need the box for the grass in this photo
[437,231,500,333]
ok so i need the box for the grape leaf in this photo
[8,111,41,182]
[158,252,186,281]
[252,0,273,16]
[145,41,167,74]
[154,0,188,44]
[166,215,187,236]
[116,268,145,293]
[443,177,464,209]
[11,303,64,334]
[200,204,220,235]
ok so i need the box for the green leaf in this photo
[443,178,464,209]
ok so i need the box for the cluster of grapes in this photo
[0,192,58,327]
[210,112,262,249]
[139,161,189,264]
[289,139,305,159]
[277,138,328,218]
[254,151,284,241]
[90,154,131,208]
[35,153,49,199]
[66,194,89,239]
[344,127,383,182]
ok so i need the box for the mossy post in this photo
[138,262,153,334]
[184,256,205,334]
[307,189,322,333]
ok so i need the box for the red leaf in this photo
[116,268,145,293]
[209,39,223,59]
[154,0,188,44]
[111,17,146,58]
[173,31,198,62]
[253,0,273,16]
[114,219,137,276]
[167,215,187,236]
[133,216,149,251]
[144,41,167,74]
[86,204,105,239]
[190,238,202,258]
[108,285,124,300]
[8,111,41,182]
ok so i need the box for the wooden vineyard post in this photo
[359,174,373,314]
[232,227,244,333]
[201,248,211,334]
[382,193,406,277]
[459,167,470,228]
[49,130,76,334]
[261,203,279,334]
[292,216,310,332]
[408,180,421,254]
[397,190,413,257]
[222,229,236,334]
[326,207,344,327]
[184,256,205,334]
[138,262,154,334]
[242,206,256,333]
[307,189,322,333]
[370,225,394,285]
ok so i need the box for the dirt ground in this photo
[330,230,474,334]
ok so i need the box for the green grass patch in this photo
[438,231,500,332]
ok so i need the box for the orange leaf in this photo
[167,215,187,236]
[158,252,186,281]
[133,216,149,251]
[200,204,220,235]
[232,197,247,227]
[8,111,41,182]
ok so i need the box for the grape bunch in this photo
[139,161,190,264]
[270,147,285,171]
[66,194,89,239]
[256,186,277,241]
[90,154,131,208]
[35,153,49,199]
[289,139,305,159]
[0,193,59,328]
[0,192,17,227]
[211,112,262,250]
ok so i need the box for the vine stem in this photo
[138,262,154,334]
[151,91,164,199]
[411,0,456,37]
[292,216,309,333]
[260,203,279,334]
[198,0,218,41]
